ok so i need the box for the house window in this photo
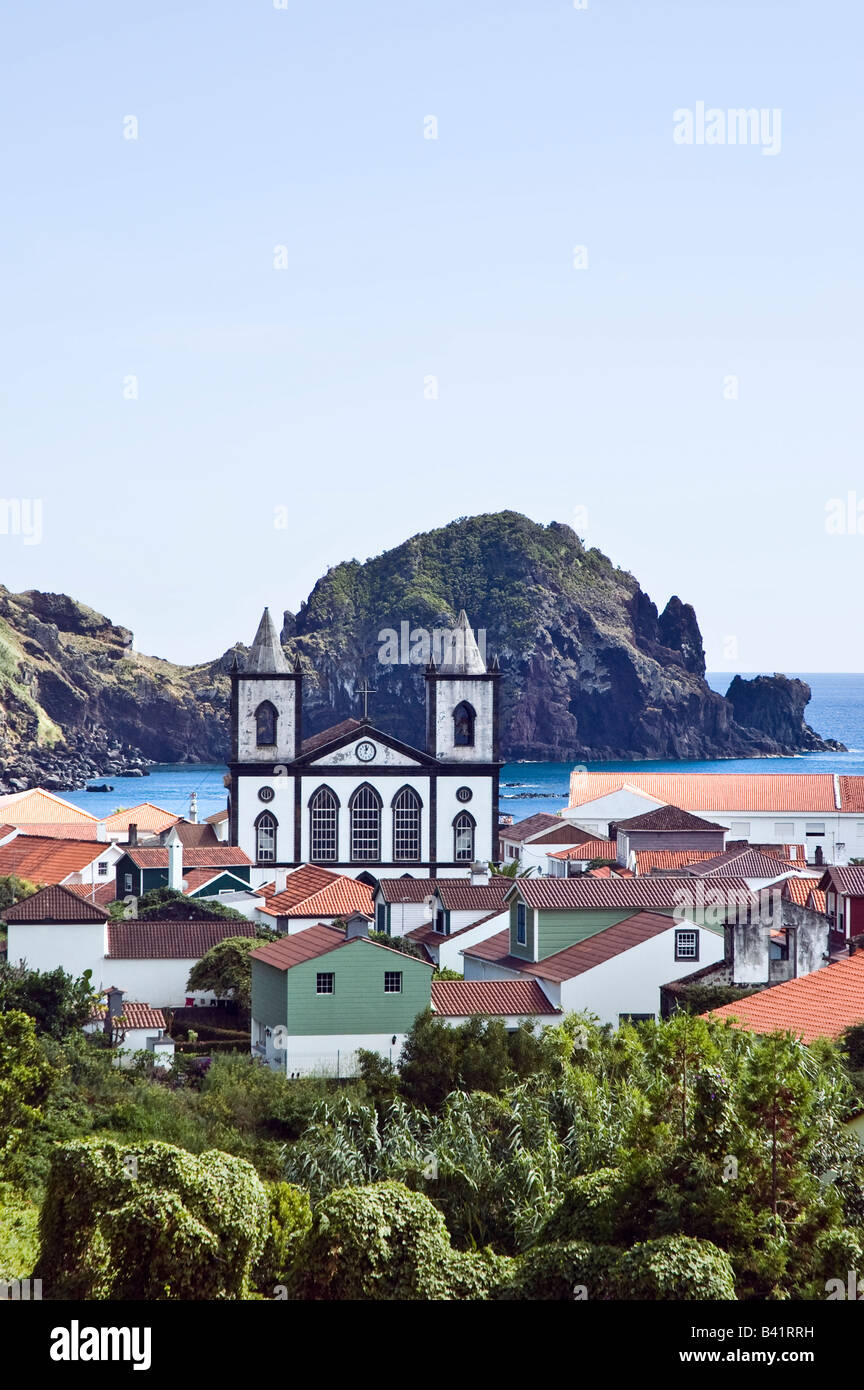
[392,785,421,862]
[255,701,278,746]
[729,822,751,838]
[453,811,475,862]
[769,930,791,961]
[316,972,334,995]
[350,784,382,862]
[376,902,388,934]
[453,701,476,747]
[384,971,402,993]
[675,929,699,962]
[124,872,133,894]
[516,901,527,946]
[255,812,277,863]
[435,909,447,935]
[805,823,826,838]
[97,861,108,876]
[310,786,339,861]
[774,822,794,839]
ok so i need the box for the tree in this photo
[368,931,423,959]
[0,876,39,911]
[135,886,254,922]
[0,962,97,1039]
[0,1011,53,1156]
[186,936,263,1010]
[489,860,533,878]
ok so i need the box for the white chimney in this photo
[96,820,107,843]
[470,860,489,886]
[345,912,370,940]
[274,867,289,894]
[189,791,198,824]
[166,826,183,892]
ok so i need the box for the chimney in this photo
[470,860,489,886]
[274,867,289,894]
[103,986,124,1038]
[96,820,107,843]
[128,823,138,847]
[166,826,183,892]
[345,912,370,940]
[189,791,198,824]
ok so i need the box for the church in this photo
[228,609,501,880]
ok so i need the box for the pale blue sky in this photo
[1,0,862,670]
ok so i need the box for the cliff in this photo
[0,513,842,791]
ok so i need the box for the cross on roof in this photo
[356,678,377,720]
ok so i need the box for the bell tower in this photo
[425,611,499,762]
[231,608,302,765]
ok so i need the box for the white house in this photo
[83,989,174,1069]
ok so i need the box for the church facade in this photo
[228,609,501,880]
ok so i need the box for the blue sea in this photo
[59,674,864,827]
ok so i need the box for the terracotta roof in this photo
[378,877,439,903]
[781,876,827,912]
[459,928,536,972]
[819,867,864,897]
[548,840,617,861]
[0,835,109,882]
[250,923,433,973]
[436,880,511,912]
[587,865,613,877]
[107,919,258,959]
[90,1001,167,1031]
[616,804,726,832]
[204,809,229,824]
[686,849,809,879]
[461,911,682,981]
[122,846,252,868]
[0,788,99,825]
[530,825,597,846]
[431,979,560,1018]
[499,813,574,844]
[633,849,720,874]
[706,953,864,1042]
[510,876,751,912]
[569,772,840,814]
[258,868,374,919]
[65,881,118,908]
[300,719,364,755]
[404,908,506,946]
[3,883,107,922]
[103,803,181,834]
[726,842,808,862]
[165,822,221,848]
[7,821,102,840]
[839,778,864,814]
[809,888,828,914]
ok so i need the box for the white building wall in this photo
[437,911,510,973]
[252,1026,408,1077]
[556,923,724,1025]
[432,679,495,761]
[436,776,493,866]
[236,678,296,762]
[7,922,108,985]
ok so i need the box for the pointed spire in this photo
[438,610,487,675]
[245,608,289,674]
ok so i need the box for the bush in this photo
[35,1138,268,1299]
[616,1235,737,1300]
[0,1182,40,1280]
[289,1181,511,1300]
[539,1169,627,1245]
[253,1182,312,1292]
[497,1240,621,1300]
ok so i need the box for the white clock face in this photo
[356,740,377,763]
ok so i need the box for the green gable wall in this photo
[251,959,288,1029]
[285,941,432,1035]
[536,907,634,958]
[508,897,536,960]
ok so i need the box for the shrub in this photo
[253,1182,312,1292]
[289,1181,511,1300]
[497,1240,621,1300]
[616,1235,737,1300]
[35,1138,268,1300]
[539,1169,627,1246]
[0,1182,40,1280]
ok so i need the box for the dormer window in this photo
[453,701,475,747]
[256,701,278,746]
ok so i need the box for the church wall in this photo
[233,772,297,864]
[435,775,494,864]
[236,679,296,762]
[432,678,495,761]
[299,773,432,865]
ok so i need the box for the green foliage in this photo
[289,1181,511,1300]
[253,1181,312,1292]
[136,886,261,923]
[398,1009,545,1111]
[0,1011,53,1157]
[616,1235,737,1300]
[0,1182,40,1279]
[432,967,462,980]
[35,1138,268,1299]
[667,983,762,1016]
[497,1240,621,1300]
[368,931,423,958]
[186,936,261,1010]
[0,962,97,1038]
[0,875,40,910]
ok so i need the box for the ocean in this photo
[58,673,864,827]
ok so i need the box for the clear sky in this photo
[2,0,861,670]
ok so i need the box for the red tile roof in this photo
[103,803,180,834]
[7,822,103,840]
[510,876,751,911]
[378,877,440,903]
[688,848,808,879]
[65,881,118,908]
[569,772,840,814]
[781,877,829,914]
[0,835,109,883]
[431,979,560,1018]
[819,866,864,897]
[106,919,258,959]
[706,953,864,1042]
[90,1001,167,1031]
[633,849,720,874]
[123,846,252,868]
[258,868,374,920]
[204,809,229,824]
[499,813,578,844]
[436,880,511,912]
[404,908,506,946]
[0,788,100,825]
[250,924,433,972]
[839,778,864,813]
[300,719,364,754]
[616,804,726,832]
[548,840,617,862]
[166,822,221,848]
[3,883,107,922]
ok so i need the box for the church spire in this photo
[437,610,486,675]
[245,607,289,674]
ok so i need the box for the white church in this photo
[228,609,502,880]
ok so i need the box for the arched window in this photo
[256,701,278,746]
[255,811,277,863]
[350,784,382,863]
[453,810,475,862]
[310,785,339,862]
[392,785,422,863]
[453,701,476,747]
